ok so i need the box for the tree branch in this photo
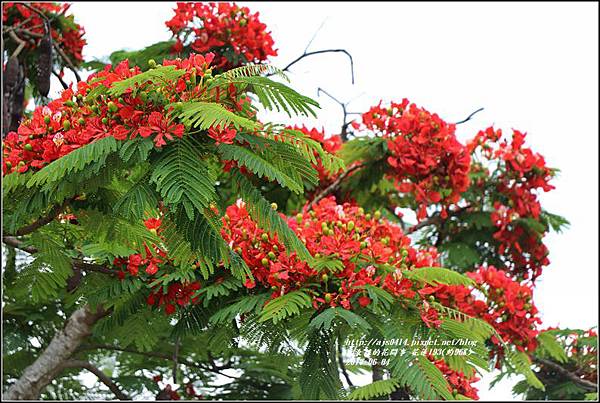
[52,41,81,82]
[337,338,354,387]
[2,236,116,276]
[455,107,484,125]
[172,338,180,384]
[405,205,471,235]
[306,162,365,211]
[532,357,598,391]
[61,360,130,400]
[280,49,355,84]
[316,87,362,141]
[2,235,38,254]
[4,305,109,400]
[10,198,71,236]
[52,69,70,90]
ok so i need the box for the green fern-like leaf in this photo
[309,307,371,332]
[219,64,289,81]
[150,136,217,220]
[26,137,119,188]
[299,329,341,399]
[347,378,401,400]
[210,75,319,117]
[108,65,186,96]
[209,293,270,324]
[259,290,312,323]
[173,101,260,131]
[113,175,159,220]
[536,331,569,363]
[235,132,319,188]
[273,127,345,174]
[218,143,304,193]
[404,267,476,287]
[506,350,545,391]
[390,353,454,400]
[13,233,73,303]
[230,169,312,261]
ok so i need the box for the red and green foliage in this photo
[1,2,594,402]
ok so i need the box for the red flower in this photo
[357,295,371,307]
[208,125,237,145]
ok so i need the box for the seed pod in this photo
[37,32,53,97]
[3,57,20,93]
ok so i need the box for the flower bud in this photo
[261,258,269,267]
[24,144,33,151]
[63,120,71,131]
[270,202,278,210]
[148,59,157,69]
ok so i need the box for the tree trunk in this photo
[4,305,107,400]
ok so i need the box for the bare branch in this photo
[276,49,355,84]
[455,107,484,125]
[52,69,70,90]
[52,41,81,82]
[337,338,354,387]
[532,357,598,391]
[61,360,130,400]
[316,87,358,141]
[304,18,329,53]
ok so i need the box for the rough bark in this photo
[4,305,107,400]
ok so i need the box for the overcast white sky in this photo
[63,2,598,400]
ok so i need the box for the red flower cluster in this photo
[2,2,86,65]
[428,266,541,361]
[352,99,471,220]
[165,2,277,71]
[429,355,480,399]
[468,127,555,280]
[2,53,223,175]
[222,196,440,311]
[146,281,201,315]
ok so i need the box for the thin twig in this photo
[316,87,360,141]
[172,338,180,384]
[10,198,71,236]
[304,18,329,53]
[276,49,355,84]
[52,70,69,90]
[455,107,484,125]
[52,41,81,82]
[61,360,130,400]
[2,236,115,276]
[337,337,354,387]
